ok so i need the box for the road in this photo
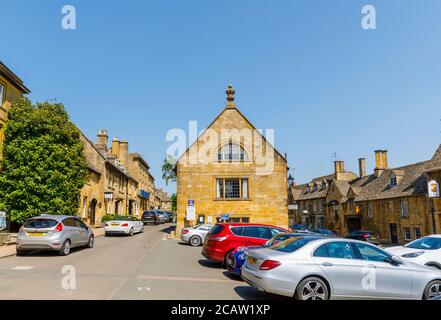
[0,223,285,300]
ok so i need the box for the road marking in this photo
[137,286,151,292]
[162,234,167,240]
[137,275,237,283]
[12,266,34,270]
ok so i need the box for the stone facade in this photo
[0,61,30,161]
[176,85,289,235]
[156,188,173,211]
[128,153,152,213]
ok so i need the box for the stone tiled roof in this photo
[293,174,335,200]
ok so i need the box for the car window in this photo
[327,242,356,259]
[230,226,244,236]
[208,224,224,235]
[63,218,77,227]
[243,226,271,239]
[24,219,58,229]
[270,236,320,253]
[405,237,441,250]
[354,243,391,262]
[73,219,86,228]
[269,228,286,238]
[313,244,329,257]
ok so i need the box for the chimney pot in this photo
[358,158,366,178]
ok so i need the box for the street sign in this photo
[207,216,213,223]
[0,211,6,231]
[220,214,230,221]
[288,204,298,210]
[186,206,196,221]
[428,180,440,198]
[188,199,195,207]
[104,192,113,200]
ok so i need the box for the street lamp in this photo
[288,174,295,187]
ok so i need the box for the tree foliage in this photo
[161,155,177,186]
[0,98,87,224]
[171,193,177,212]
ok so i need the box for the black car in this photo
[310,228,337,237]
[141,211,159,225]
[345,230,380,245]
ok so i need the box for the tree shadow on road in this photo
[198,259,222,269]
[159,224,176,234]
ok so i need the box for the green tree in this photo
[0,98,87,225]
[171,193,177,212]
[161,155,176,186]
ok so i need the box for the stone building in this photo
[0,61,30,161]
[175,85,289,235]
[156,188,173,211]
[78,129,155,225]
[290,161,357,229]
[291,147,441,244]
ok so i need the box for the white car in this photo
[385,235,441,270]
[104,216,144,236]
[242,236,441,300]
[181,224,213,246]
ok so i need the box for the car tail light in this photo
[362,234,370,238]
[105,223,109,227]
[182,230,189,234]
[54,223,63,233]
[259,260,281,270]
[121,223,129,227]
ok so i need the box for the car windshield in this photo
[293,224,307,230]
[320,230,333,235]
[208,224,224,235]
[24,219,58,229]
[405,237,441,250]
[270,236,320,253]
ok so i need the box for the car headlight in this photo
[402,251,425,258]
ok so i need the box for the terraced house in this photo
[175,85,289,235]
[290,147,441,244]
[0,61,30,162]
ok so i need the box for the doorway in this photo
[346,217,361,233]
[89,199,97,226]
[389,223,398,244]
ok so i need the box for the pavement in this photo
[0,223,284,300]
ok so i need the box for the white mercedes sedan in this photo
[104,216,144,236]
[241,236,441,300]
[385,235,441,270]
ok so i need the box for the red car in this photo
[202,223,288,264]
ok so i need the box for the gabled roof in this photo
[0,61,30,94]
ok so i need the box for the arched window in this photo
[217,143,248,162]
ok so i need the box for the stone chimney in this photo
[358,158,366,178]
[119,141,129,169]
[334,160,345,180]
[374,150,389,176]
[111,137,120,157]
[225,84,236,109]
[96,129,108,152]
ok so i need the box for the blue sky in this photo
[1,0,440,194]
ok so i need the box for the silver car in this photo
[242,236,441,300]
[181,224,213,246]
[16,215,94,256]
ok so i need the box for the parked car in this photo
[345,230,380,245]
[16,215,94,256]
[181,224,213,246]
[202,223,288,265]
[290,224,309,233]
[157,211,168,224]
[311,228,337,237]
[104,216,144,236]
[227,232,321,276]
[385,235,441,270]
[141,211,160,225]
[241,236,441,300]
[165,212,174,223]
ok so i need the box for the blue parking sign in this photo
[188,199,194,207]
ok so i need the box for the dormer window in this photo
[390,176,398,188]
[306,186,310,193]
[217,143,248,162]
[0,82,4,104]
[313,184,318,192]
[321,181,327,190]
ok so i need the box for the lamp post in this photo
[428,179,439,234]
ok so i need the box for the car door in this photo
[74,218,89,245]
[241,226,272,246]
[353,242,412,299]
[312,241,368,298]
[62,218,80,245]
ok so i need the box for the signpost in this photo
[188,199,194,207]
[186,206,196,221]
[428,180,440,234]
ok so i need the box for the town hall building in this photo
[175,85,289,235]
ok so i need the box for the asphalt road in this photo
[0,223,285,300]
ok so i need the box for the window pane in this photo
[216,179,223,198]
[0,83,4,102]
[243,226,270,239]
[225,178,240,198]
[242,178,248,199]
[327,242,356,259]
[314,244,329,257]
[355,243,390,262]
[231,144,239,161]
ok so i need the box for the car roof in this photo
[27,215,78,221]
[218,223,287,229]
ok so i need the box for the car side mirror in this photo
[386,255,403,266]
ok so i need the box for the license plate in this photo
[28,232,46,237]
[248,256,257,265]
[111,224,119,226]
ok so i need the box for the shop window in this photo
[216,178,249,199]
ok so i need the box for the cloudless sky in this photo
[1,0,441,194]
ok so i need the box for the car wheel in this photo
[141,226,145,233]
[86,235,94,248]
[59,240,71,256]
[423,280,441,300]
[105,232,111,237]
[295,277,330,300]
[129,228,134,236]
[16,250,27,256]
[189,236,202,247]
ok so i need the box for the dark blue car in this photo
[226,232,318,276]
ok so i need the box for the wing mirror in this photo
[386,255,403,266]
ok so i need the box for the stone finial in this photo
[225,84,236,109]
